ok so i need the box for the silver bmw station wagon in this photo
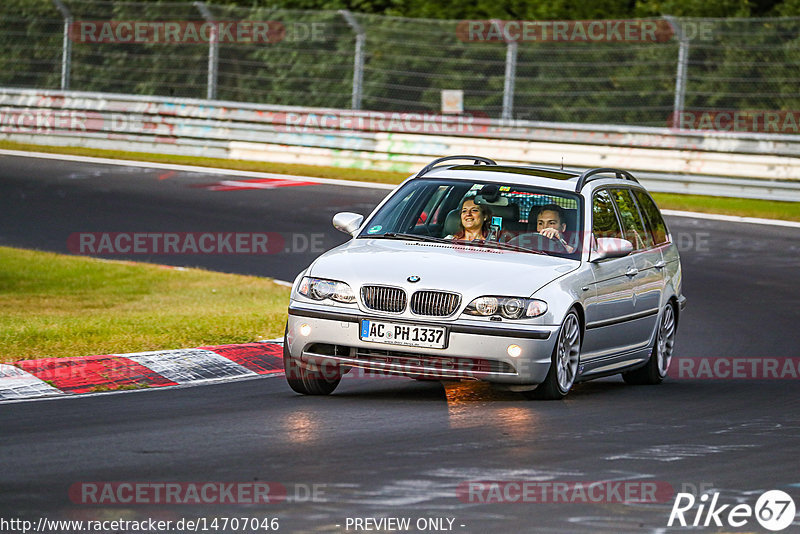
[284,156,686,399]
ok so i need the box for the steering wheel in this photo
[507,232,569,254]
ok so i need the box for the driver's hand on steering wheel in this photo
[539,227,562,240]
[539,228,575,253]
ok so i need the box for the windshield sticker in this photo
[367,225,382,234]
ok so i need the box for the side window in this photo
[610,188,654,250]
[368,186,428,235]
[592,190,623,240]
[634,190,669,245]
[417,185,450,225]
[395,189,422,231]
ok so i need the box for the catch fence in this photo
[2,1,799,129]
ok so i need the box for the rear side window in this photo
[633,190,669,244]
[610,188,654,250]
[592,190,623,239]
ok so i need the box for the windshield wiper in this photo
[452,238,545,255]
[370,233,452,244]
[368,233,549,255]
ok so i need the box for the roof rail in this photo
[415,155,497,179]
[575,168,638,192]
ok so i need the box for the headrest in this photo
[443,209,462,237]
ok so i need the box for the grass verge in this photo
[0,246,289,362]
[651,192,800,222]
[1,140,798,221]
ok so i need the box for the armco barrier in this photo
[1,88,799,200]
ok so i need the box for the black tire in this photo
[283,326,341,395]
[524,309,582,400]
[623,302,677,385]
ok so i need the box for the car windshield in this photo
[358,178,584,259]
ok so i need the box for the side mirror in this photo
[591,237,633,262]
[332,212,364,237]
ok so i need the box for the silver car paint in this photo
[285,168,683,387]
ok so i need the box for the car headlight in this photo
[463,296,547,319]
[298,277,356,303]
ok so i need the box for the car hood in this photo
[307,238,579,297]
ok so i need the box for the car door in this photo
[608,188,663,348]
[582,189,638,360]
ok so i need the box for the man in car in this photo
[534,204,575,253]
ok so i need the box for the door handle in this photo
[625,267,639,277]
[655,260,667,269]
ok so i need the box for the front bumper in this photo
[286,305,560,385]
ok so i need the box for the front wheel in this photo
[623,302,676,385]
[525,310,581,400]
[283,327,341,395]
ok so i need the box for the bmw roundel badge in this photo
[407,275,421,283]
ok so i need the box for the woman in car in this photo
[446,196,493,241]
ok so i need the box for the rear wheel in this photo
[283,326,341,395]
[623,302,676,385]
[525,310,581,400]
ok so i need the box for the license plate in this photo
[359,319,447,349]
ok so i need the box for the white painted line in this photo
[0,149,397,190]
[272,279,293,287]
[126,349,256,384]
[258,338,285,343]
[662,209,800,228]
[0,372,285,405]
[0,364,64,400]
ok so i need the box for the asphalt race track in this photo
[1,153,799,533]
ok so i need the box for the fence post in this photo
[492,20,517,122]
[665,16,689,123]
[51,0,72,90]
[339,10,365,110]
[502,41,518,121]
[194,2,218,100]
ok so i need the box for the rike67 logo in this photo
[668,490,796,531]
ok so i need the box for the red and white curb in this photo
[0,341,284,402]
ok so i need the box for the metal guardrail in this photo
[1,88,798,201]
[601,171,800,202]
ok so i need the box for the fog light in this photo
[299,324,312,336]
[507,344,522,357]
